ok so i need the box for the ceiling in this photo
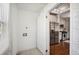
[51,3,70,14]
[16,3,47,13]
[50,3,70,18]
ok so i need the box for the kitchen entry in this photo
[49,3,70,55]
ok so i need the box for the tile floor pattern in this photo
[17,48,43,55]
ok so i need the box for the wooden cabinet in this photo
[50,30,59,45]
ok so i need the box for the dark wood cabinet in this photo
[50,30,59,45]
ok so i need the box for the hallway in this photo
[1,3,79,55]
[49,3,70,55]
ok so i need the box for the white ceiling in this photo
[61,11,70,18]
[51,3,70,14]
[16,3,47,13]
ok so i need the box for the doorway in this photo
[49,3,70,55]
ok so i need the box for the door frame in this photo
[45,3,59,55]
[47,3,70,55]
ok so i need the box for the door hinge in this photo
[46,16,47,19]
[46,50,48,52]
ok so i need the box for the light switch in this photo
[23,33,27,37]
[26,27,28,29]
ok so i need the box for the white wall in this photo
[10,3,47,54]
[9,4,18,54]
[37,3,57,55]
[0,3,10,54]
[10,4,39,54]
[70,3,79,55]
[17,9,39,51]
